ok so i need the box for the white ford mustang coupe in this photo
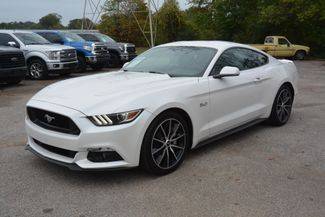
[25,41,298,175]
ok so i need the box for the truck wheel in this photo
[109,53,121,68]
[294,50,306,60]
[76,55,87,73]
[90,64,105,71]
[28,59,48,80]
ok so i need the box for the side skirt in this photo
[194,118,266,149]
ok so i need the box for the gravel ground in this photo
[0,62,324,217]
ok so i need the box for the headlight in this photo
[46,51,60,60]
[88,109,143,126]
[83,44,93,52]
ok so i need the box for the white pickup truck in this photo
[0,30,78,79]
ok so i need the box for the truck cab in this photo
[0,30,78,80]
[252,36,310,60]
[34,30,110,71]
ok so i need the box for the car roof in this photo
[158,40,259,52]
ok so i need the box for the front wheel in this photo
[90,64,105,71]
[267,85,294,126]
[140,111,190,175]
[28,59,48,80]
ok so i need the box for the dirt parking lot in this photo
[0,62,324,217]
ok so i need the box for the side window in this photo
[278,38,289,45]
[211,48,245,75]
[40,33,63,44]
[0,33,19,47]
[211,48,268,75]
[265,37,274,43]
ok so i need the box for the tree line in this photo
[1,0,324,57]
[98,0,325,57]
[0,13,94,30]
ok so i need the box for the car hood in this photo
[26,44,74,52]
[31,71,183,115]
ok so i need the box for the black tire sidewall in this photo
[295,51,305,60]
[76,55,87,72]
[140,111,190,175]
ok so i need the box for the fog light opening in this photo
[87,149,123,163]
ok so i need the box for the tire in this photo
[90,64,104,71]
[76,55,87,73]
[7,77,23,85]
[267,84,294,126]
[140,111,190,175]
[294,50,306,60]
[109,53,121,68]
[28,59,48,80]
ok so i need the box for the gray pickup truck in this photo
[0,46,27,85]
[0,30,78,80]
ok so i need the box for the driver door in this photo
[208,48,268,136]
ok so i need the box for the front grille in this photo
[27,107,80,135]
[93,45,109,56]
[60,49,77,62]
[33,139,77,158]
[126,46,136,54]
[0,52,25,69]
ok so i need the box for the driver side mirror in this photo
[213,66,240,79]
[122,62,130,69]
[8,41,19,48]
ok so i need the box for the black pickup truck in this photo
[0,46,27,84]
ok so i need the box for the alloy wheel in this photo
[29,63,43,79]
[276,88,293,123]
[151,118,186,169]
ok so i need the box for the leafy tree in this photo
[68,18,95,29]
[98,0,148,46]
[39,13,64,29]
[156,0,194,43]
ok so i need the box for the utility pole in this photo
[148,0,154,47]
[81,0,87,30]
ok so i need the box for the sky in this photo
[0,0,189,25]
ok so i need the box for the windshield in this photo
[124,46,217,77]
[78,34,101,42]
[61,32,85,42]
[13,33,50,45]
[95,33,116,43]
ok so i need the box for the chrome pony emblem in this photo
[44,114,55,123]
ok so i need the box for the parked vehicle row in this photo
[0,29,137,82]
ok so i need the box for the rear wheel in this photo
[294,50,306,60]
[28,59,48,80]
[141,111,190,175]
[267,85,294,126]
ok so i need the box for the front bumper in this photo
[86,55,110,64]
[46,61,78,71]
[25,100,153,170]
[0,66,27,79]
